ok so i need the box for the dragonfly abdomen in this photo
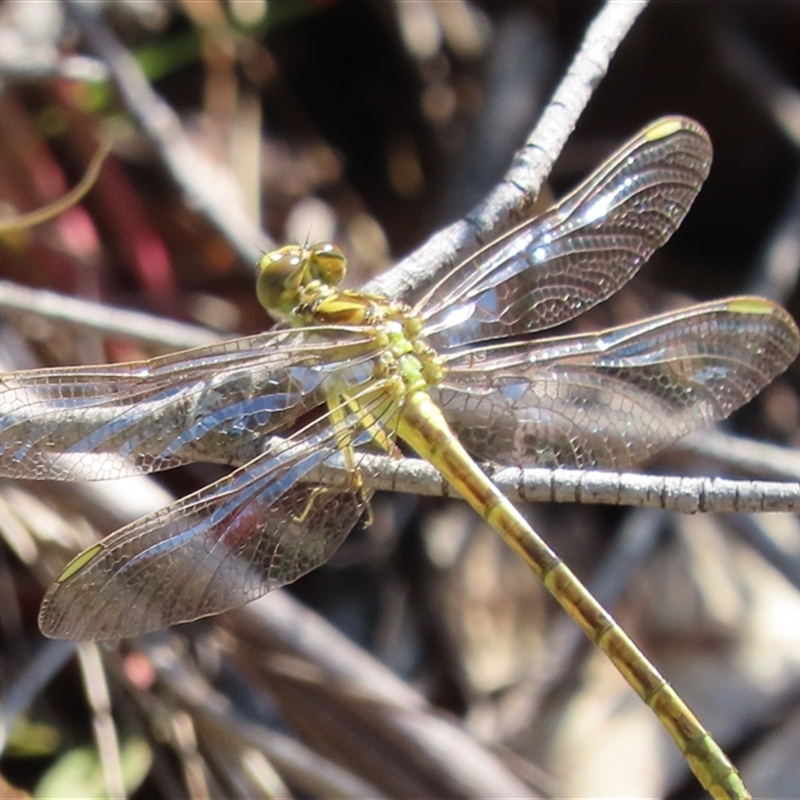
[395,386,745,796]
[396,388,560,574]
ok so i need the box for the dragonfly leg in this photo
[292,482,357,523]
[290,394,367,524]
[292,380,404,525]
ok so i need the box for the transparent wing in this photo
[38,385,398,641]
[419,117,712,350]
[0,325,378,481]
[434,298,800,469]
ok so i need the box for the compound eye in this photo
[256,245,304,317]
[309,242,347,287]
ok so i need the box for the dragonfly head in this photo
[257,242,347,320]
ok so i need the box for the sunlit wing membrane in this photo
[434,298,800,469]
[0,326,378,481]
[419,118,712,350]
[37,383,401,640]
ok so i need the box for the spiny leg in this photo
[290,397,364,524]
[291,381,401,526]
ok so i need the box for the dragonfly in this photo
[0,117,796,799]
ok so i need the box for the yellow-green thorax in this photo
[256,242,445,396]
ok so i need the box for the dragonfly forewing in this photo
[0,326,378,481]
[434,297,800,469]
[420,117,712,350]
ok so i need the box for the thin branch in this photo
[77,643,125,800]
[366,0,650,302]
[492,464,800,514]
[223,595,539,799]
[61,0,272,268]
[0,53,108,85]
[305,448,800,515]
[0,280,222,350]
[0,138,112,232]
[142,631,537,799]
[675,430,800,482]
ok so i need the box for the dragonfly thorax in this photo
[386,321,445,395]
[256,245,444,395]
